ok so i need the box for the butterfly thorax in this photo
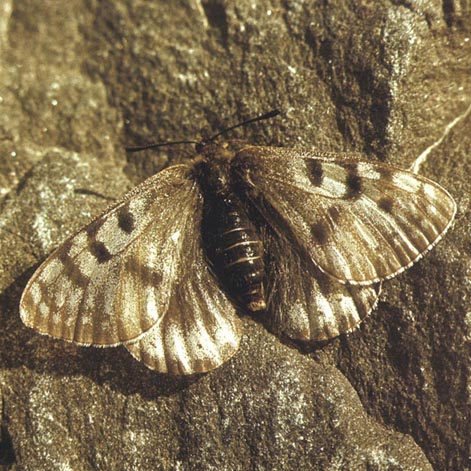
[195,149,266,312]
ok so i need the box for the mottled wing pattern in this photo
[262,225,380,341]
[235,146,456,284]
[125,234,242,375]
[20,165,200,346]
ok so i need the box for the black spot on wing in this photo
[125,256,162,287]
[344,163,362,200]
[377,166,394,180]
[85,218,105,239]
[306,160,324,186]
[311,222,328,245]
[327,206,341,224]
[85,218,111,263]
[55,239,89,287]
[378,197,394,213]
[64,261,89,287]
[57,239,73,263]
[21,290,35,311]
[317,271,333,296]
[141,266,163,287]
[117,205,135,234]
[88,240,112,263]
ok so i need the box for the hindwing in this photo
[262,224,381,341]
[125,232,242,375]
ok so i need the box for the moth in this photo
[20,110,457,375]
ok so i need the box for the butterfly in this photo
[19,110,457,375]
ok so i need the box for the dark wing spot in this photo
[327,206,341,224]
[57,239,73,263]
[38,281,49,300]
[140,266,163,287]
[306,160,324,186]
[377,166,394,180]
[125,257,162,287]
[311,222,328,245]
[86,219,104,239]
[344,163,362,199]
[378,197,394,213]
[316,272,333,296]
[117,206,135,234]
[56,239,88,286]
[22,290,35,311]
[88,240,112,263]
[64,262,89,287]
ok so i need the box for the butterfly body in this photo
[196,145,266,312]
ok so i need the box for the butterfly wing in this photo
[125,233,242,375]
[20,165,241,366]
[262,224,380,341]
[234,146,456,284]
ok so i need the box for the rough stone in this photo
[1,1,470,470]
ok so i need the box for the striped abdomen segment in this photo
[202,196,266,312]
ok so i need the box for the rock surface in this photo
[1,1,470,470]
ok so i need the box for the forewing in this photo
[20,165,200,346]
[234,146,456,284]
[125,235,242,375]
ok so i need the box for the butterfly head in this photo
[195,140,234,161]
[193,143,234,196]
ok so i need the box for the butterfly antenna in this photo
[125,140,199,153]
[208,109,281,142]
[125,109,281,152]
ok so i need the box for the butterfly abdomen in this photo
[203,195,266,312]
[198,158,266,312]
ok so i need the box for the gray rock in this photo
[1,1,470,470]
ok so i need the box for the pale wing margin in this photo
[234,146,457,284]
[20,165,202,346]
[125,228,243,375]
